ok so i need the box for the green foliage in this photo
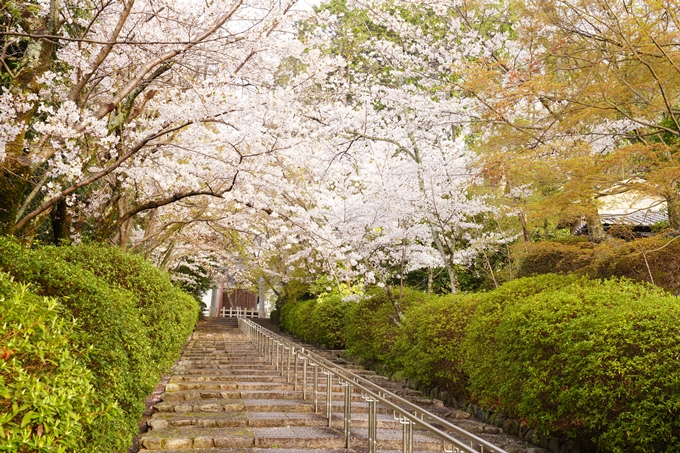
[651,220,670,234]
[309,293,348,348]
[0,275,99,452]
[514,240,596,278]
[393,293,476,396]
[0,237,197,452]
[515,235,680,295]
[55,244,198,373]
[278,273,680,451]
[343,286,421,368]
[465,278,680,452]
[278,289,349,349]
[462,274,579,407]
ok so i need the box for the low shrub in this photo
[0,274,100,452]
[514,240,596,277]
[0,237,198,452]
[583,234,680,296]
[463,274,579,407]
[55,245,197,372]
[393,293,476,396]
[344,287,424,368]
[308,293,348,348]
[514,235,680,295]
[279,298,317,343]
[465,277,680,452]
[278,293,348,349]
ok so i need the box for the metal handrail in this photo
[237,318,507,453]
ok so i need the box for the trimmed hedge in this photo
[465,278,680,452]
[392,293,476,397]
[0,274,98,452]
[279,292,348,349]
[462,274,579,405]
[0,238,198,452]
[515,235,680,295]
[276,274,680,452]
[344,287,419,367]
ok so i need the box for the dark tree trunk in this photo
[519,212,530,243]
[667,195,680,230]
[587,214,606,240]
[0,164,31,236]
[50,198,71,244]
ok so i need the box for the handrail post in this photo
[302,357,308,400]
[326,370,332,427]
[344,380,352,449]
[368,397,377,453]
[401,417,414,453]
[313,364,319,413]
[294,351,299,391]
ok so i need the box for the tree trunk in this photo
[667,194,680,230]
[50,198,71,244]
[0,167,30,236]
[587,214,606,240]
[519,212,530,243]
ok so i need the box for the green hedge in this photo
[55,245,198,373]
[276,274,680,452]
[466,278,680,452]
[0,238,198,452]
[344,287,428,370]
[515,235,680,295]
[393,293,476,397]
[279,292,348,349]
[0,274,99,452]
[462,274,579,404]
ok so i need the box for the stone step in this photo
[148,411,330,430]
[349,428,441,451]
[243,399,314,413]
[142,449,354,453]
[171,374,286,382]
[140,320,452,453]
[165,382,239,391]
[162,390,241,402]
[141,426,348,450]
[154,398,245,413]
[148,412,248,430]
[165,381,293,391]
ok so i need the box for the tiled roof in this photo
[600,210,668,227]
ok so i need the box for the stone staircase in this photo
[139,318,527,453]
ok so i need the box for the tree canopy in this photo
[1,0,678,292]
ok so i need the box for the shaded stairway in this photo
[140,318,503,452]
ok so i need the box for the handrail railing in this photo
[237,318,507,453]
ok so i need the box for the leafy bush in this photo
[308,293,348,348]
[0,237,197,452]
[343,287,423,367]
[463,274,579,407]
[279,298,316,343]
[55,245,197,372]
[514,235,680,295]
[393,293,476,396]
[583,235,680,296]
[465,277,680,452]
[514,240,596,277]
[0,274,100,452]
